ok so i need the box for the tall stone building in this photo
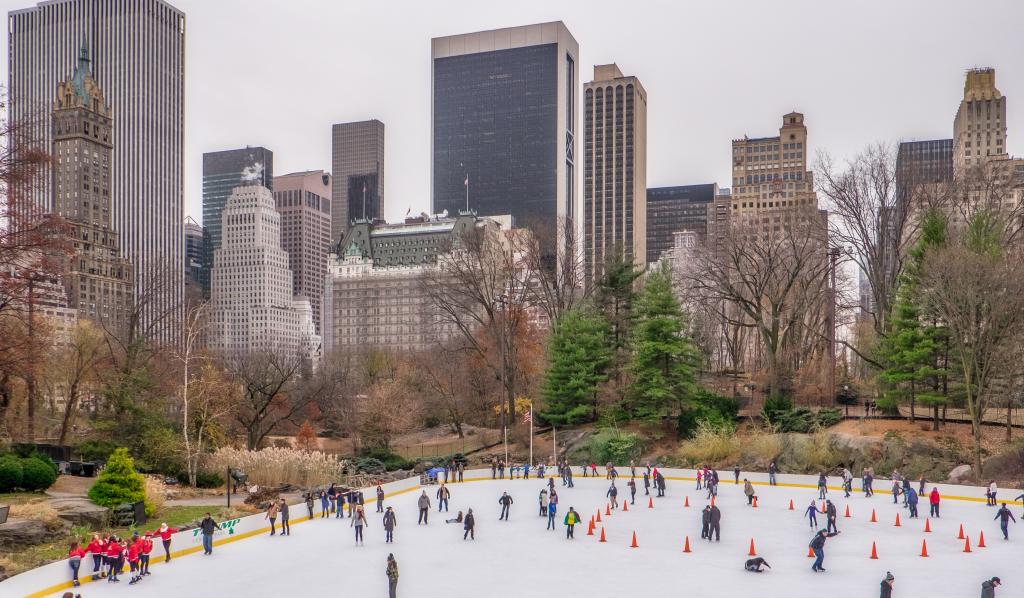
[645,183,718,264]
[331,120,384,241]
[51,45,133,333]
[431,22,579,262]
[953,68,1007,177]
[202,146,274,295]
[209,184,319,360]
[184,216,203,293]
[583,64,647,279]
[730,112,819,230]
[273,170,332,334]
[9,0,186,342]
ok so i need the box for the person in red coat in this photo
[85,533,104,581]
[67,541,86,587]
[141,532,154,576]
[157,522,178,563]
[929,487,941,518]
[105,537,123,582]
[127,533,143,585]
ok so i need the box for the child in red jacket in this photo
[127,533,143,585]
[141,532,154,576]
[68,541,86,587]
[105,537,122,582]
[85,533,104,581]
[157,522,178,563]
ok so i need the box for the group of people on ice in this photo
[64,518,201,588]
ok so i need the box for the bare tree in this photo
[522,216,589,323]
[53,320,105,444]
[355,378,419,451]
[226,349,306,450]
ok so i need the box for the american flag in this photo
[522,409,532,424]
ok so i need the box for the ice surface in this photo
[39,475,1017,597]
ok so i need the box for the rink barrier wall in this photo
[5,467,1017,597]
[5,475,423,598]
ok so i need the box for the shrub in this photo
[771,407,843,433]
[142,476,165,516]
[178,470,225,489]
[0,455,24,492]
[20,457,57,491]
[88,448,147,510]
[76,440,120,463]
[741,428,785,463]
[205,447,344,488]
[586,429,643,465]
[789,431,840,472]
[761,395,793,425]
[353,457,386,475]
[677,421,740,466]
[359,448,414,471]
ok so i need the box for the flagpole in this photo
[465,172,469,212]
[529,401,533,469]
[553,425,557,464]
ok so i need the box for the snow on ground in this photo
[42,475,1017,597]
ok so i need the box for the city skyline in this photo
[2,0,1023,229]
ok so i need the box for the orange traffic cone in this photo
[820,501,826,513]
[924,518,931,533]
[920,539,929,557]
[963,536,972,553]
[894,513,902,527]
[683,535,692,553]
[623,500,629,512]
[789,499,795,511]
[957,523,965,540]
[649,497,654,509]
[711,496,716,507]
[630,531,638,548]
[807,546,815,558]
[752,496,758,508]
[587,520,594,536]
[599,527,607,543]
[869,541,879,559]
[684,496,690,508]
[606,504,611,516]
[870,509,877,523]
[844,504,851,518]
[597,510,602,523]
[748,538,757,556]
[978,531,986,548]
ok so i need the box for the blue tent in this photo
[427,467,447,482]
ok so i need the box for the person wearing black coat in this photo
[643,472,650,495]
[463,509,476,540]
[498,493,513,521]
[700,506,711,539]
[744,557,771,572]
[708,505,721,542]
[656,472,666,497]
[995,503,1016,539]
[825,500,838,534]
[880,571,894,598]
[809,529,840,572]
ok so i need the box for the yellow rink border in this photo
[21,473,1018,597]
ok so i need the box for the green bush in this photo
[88,448,147,510]
[178,470,225,489]
[358,448,414,471]
[76,440,121,463]
[761,395,794,425]
[770,407,844,433]
[353,457,386,475]
[20,457,57,491]
[586,429,643,464]
[0,455,24,492]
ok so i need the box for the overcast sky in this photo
[4,0,1024,223]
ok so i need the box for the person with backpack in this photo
[564,507,580,539]
[383,506,397,544]
[809,529,840,572]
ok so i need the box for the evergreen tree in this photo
[539,308,611,425]
[595,247,643,403]
[877,208,949,429]
[88,447,149,512]
[626,266,701,421]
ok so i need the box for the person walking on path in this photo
[744,557,771,572]
[805,500,819,528]
[499,492,514,521]
[376,485,385,513]
[266,501,280,536]
[743,479,755,505]
[809,529,840,572]
[383,506,397,544]
[547,494,558,530]
[607,482,619,508]
[463,508,476,540]
[929,487,941,517]
[817,473,828,499]
[981,577,1002,598]
[628,478,637,505]
[564,507,579,539]
[386,553,399,598]
[417,491,431,525]
[199,513,220,555]
[880,572,895,598]
[995,503,1016,540]
[768,462,778,486]
[437,484,450,512]
[279,499,290,536]
[708,503,722,542]
[351,505,368,545]
[825,500,838,533]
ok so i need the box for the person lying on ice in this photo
[744,557,771,572]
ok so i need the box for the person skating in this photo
[628,478,637,505]
[383,506,397,543]
[539,488,549,516]
[607,482,619,509]
[809,529,840,572]
[564,507,579,539]
[458,462,465,482]
[491,457,497,479]
[140,532,153,576]
[929,487,941,517]
[437,484,450,512]
[304,492,315,519]
[463,508,476,540]
[86,533,104,580]
[700,505,711,540]
[981,577,1002,598]
[656,471,666,497]
[547,477,555,493]
[995,503,1016,539]
[708,503,721,542]
[104,536,122,582]
[376,485,385,513]
[386,553,399,598]
[805,500,819,528]
[446,511,463,524]
[157,523,177,562]
[523,462,530,479]
[499,492,514,520]
[318,489,329,518]
[67,541,85,587]
[842,468,853,498]
[744,557,771,572]
[266,500,280,536]
[768,461,778,486]
[199,512,220,555]
[696,468,703,490]
[880,572,895,598]
[987,481,998,506]
[547,493,558,530]
[825,500,838,533]
[734,466,740,484]
[643,470,651,495]
[565,465,574,488]
[891,479,902,505]
[817,473,828,499]
[864,468,874,497]
[279,499,291,535]
[743,479,755,505]
[417,490,431,525]
[906,487,919,518]
[498,459,506,479]
[351,505,368,544]
[126,532,142,585]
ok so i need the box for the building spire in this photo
[71,40,92,104]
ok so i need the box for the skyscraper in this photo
[645,184,718,264]
[184,216,203,293]
[201,147,274,295]
[51,45,133,333]
[431,22,579,260]
[331,120,384,242]
[953,68,1007,176]
[9,0,186,343]
[583,64,647,279]
[273,170,332,335]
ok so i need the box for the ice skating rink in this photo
[34,474,1019,597]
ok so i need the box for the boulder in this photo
[49,498,110,529]
[0,519,52,550]
[948,464,973,484]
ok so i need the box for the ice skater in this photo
[817,473,828,499]
[708,503,721,542]
[929,487,941,517]
[265,500,280,536]
[981,577,1001,598]
[841,468,853,498]
[564,507,579,538]
[377,485,385,513]
[279,499,290,536]
[734,466,740,484]
[463,508,476,540]
[547,493,558,530]
[696,468,703,490]
[906,487,919,518]
[68,541,85,587]
[644,470,651,495]
[809,529,840,572]
[768,461,778,486]
[880,572,894,598]
[446,511,463,524]
[744,557,771,572]
[539,488,548,516]
[656,471,666,497]
[825,500,838,533]
[987,481,998,506]
[863,468,874,497]
[743,479,755,505]
[304,492,314,519]
[351,505,368,545]
[805,500,819,528]
[607,482,619,509]
[386,553,399,598]
[995,502,1016,539]
[198,512,221,555]
[437,484,450,512]
[499,492,513,520]
[700,505,711,539]
[628,478,637,504]
[383,506,397,543]
[417,490,431,524]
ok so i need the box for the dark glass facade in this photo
[201,147,274,295]
[896,139,953,199]
[347,172,381,222]
[432,44,558,236]
[645,184,716,263]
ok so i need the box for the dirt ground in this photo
[831,417,1015,454]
